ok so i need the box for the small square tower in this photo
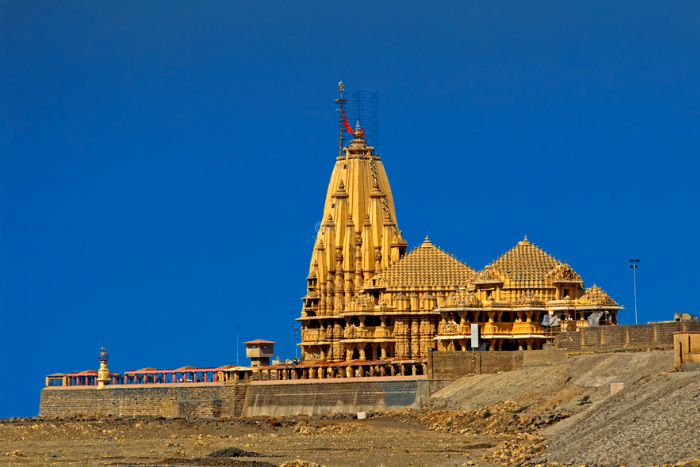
[244,339,276,367]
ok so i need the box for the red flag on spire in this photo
[343,112,365,137]
[343,112,354,134]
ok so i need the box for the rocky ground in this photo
[0,412,513,467]
[2,351,698,467]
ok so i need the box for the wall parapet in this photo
[39,384,248,419]
[427,349,566,380]
[553,321,700,354]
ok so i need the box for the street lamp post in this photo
[293,327,300,358]
[235,323,241,366]
[629,260,640,324]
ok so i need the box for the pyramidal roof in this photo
[579,284,619,306]
[369,236,476,288]
[489,236,565,281]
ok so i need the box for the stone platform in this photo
[39,377,428,419]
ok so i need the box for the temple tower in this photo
[299,86,407,362]
[308,126,400,277]
[306,125,403,304]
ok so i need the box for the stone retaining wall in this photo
[553,322,700,353]
[427,350,567,380]
[242,378,427,417]
[39,384,248,419]
[39,379,428,419]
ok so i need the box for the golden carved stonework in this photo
[435,237,622,352]
[298,91,622,361]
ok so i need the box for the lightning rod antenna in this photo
[335,81,347,158]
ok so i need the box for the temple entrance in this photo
[501,340,520,351]
[352,346,360,360]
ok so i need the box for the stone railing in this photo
[482,322,513,335]
[343,326,394,340]
[301,329,329,342]
[46,367,253,388]
[251,358,427,382]
[439,321,550,338]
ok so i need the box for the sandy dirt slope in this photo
[429,351,674,416]
[537,370,700,467]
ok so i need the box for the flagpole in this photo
[336,81,346,158]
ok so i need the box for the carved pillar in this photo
[437,292,445,307]
[335,250,344,315]
[410,293,419,311]
[318,281,326,316]
[411,318,420,358]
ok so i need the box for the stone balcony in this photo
[301,326,395,343]
[439,321,548,338]
[343,325,394,340]
[301,329,332,343]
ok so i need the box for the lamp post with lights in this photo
[235,323,241,365]
[629,259,640,324]
[293,327,300,358]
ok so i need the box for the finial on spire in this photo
[355,121,361,131]
[336,81,348,158]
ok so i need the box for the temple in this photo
[39,85,641,421]
[435,236,621,351]
[298,85,622,362]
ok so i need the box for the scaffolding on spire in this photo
[335,84,379,156]
[345,90,379,154]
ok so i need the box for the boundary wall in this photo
[39,378,427,419]
[39,384,248,419]
[427,349,567,381]
[242,377,426,417]
[553,322,700,354]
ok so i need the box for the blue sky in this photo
[1,1,699,417]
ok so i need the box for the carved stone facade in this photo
[298,127,476,362]
[299,120,622,362]
[435,237,622,352]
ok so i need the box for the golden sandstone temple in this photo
[297,85,622,363]
[45,85,700,422]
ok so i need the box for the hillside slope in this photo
[538,370,700,466]
[429,351,674,417]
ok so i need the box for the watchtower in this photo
[244,339,276,367]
